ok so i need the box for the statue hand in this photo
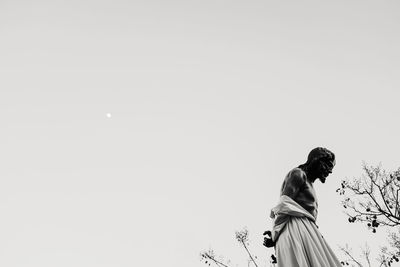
[263,230,275,248]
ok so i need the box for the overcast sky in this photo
[1,0,400,266]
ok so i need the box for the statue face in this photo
[316,158,335,183]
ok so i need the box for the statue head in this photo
[299,147,335,183]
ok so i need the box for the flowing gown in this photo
[270,169,342,267]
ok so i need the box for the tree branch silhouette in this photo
[337,163,400,266]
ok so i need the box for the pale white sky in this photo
[1,1,400,266]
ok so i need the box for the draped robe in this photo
[270,195,342,267]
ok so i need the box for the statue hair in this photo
[298,147,335,173]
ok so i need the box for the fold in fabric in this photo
[270,195,316,243]
[270,195,342,267]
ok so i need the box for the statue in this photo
[263,147,342,266]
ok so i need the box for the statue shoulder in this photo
[286,168,307,187]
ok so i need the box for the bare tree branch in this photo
[337,164,400,266]
[339,245,363,267]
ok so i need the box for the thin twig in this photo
[339,246,363,267]
[241,241,259,267]
[203,252,231,267]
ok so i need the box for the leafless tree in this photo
[200,228,277,267]
[337,163,400,266]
